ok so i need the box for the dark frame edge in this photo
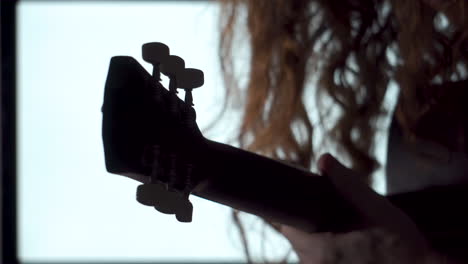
[1,0,19,264]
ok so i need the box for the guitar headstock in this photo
[102,42,206,222]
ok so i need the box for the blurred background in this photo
[17,1,294,263]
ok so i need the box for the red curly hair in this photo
[218,0,467,262]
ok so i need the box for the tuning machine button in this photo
[142,42,170,102]
[176,68,204,106]
[136,182,181,215]
[160,55,185,94]
[142,42,170,80]
[153,190,180,215]
[153,190,193,222]
[174,195,193,223]
[136,182,168,207]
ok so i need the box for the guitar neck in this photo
[190,139,364,233]
[190,139,468,239]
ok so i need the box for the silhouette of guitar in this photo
[102,43,468,241]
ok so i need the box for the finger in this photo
[318,153,387,220]
[317,153,428,250]
[280,224,332,263]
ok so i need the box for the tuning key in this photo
[151,190,193,222]
[166,190,193,223]
[174,196,193,222]
[142,145,161,183]
[136,182,168,207]
[137,183,193,221]
[184,163,194,192]
[176,68,204,106]
[142,42,170,79]
[153,189,180,215]
[160,55,185,94]
[172,163,195,222]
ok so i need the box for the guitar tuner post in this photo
[160,55,185,95]
[149,145,161,183]
[176,68,204,106]
[142,42,170,80]
[168,153,178,188]
[181,106,197,130]
[145,77,162,103]
[184,163,194,193]
[184,89,194,106]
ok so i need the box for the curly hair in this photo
[219,0,467,174]
[218,0,467,262]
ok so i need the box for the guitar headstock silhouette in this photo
[102,42,357,230]
[102,42,205,222]
[102,42,468,244]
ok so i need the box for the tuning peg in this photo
[136,182,168,206]
[176,68,204,89]
[174,196,193,222]
[142,42,170,79]
[173,163,194,222]
[160,190,193,222]
[146,188,192,222]
[153,189,180,215]
[137,182,183,215]
[141,145,162,183]
[160,55,185,94]
[176,68,204,106]
[160,55,185,77]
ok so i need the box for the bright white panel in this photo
[17,1,295,262]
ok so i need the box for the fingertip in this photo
[318,153,334,173]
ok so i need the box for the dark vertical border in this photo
[1,0,18,264]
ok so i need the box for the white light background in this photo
[17,1,393,263]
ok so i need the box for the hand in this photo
[279,153,433,264]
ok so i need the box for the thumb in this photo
[318,153,375,211]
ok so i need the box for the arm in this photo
[280,154,464,264]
